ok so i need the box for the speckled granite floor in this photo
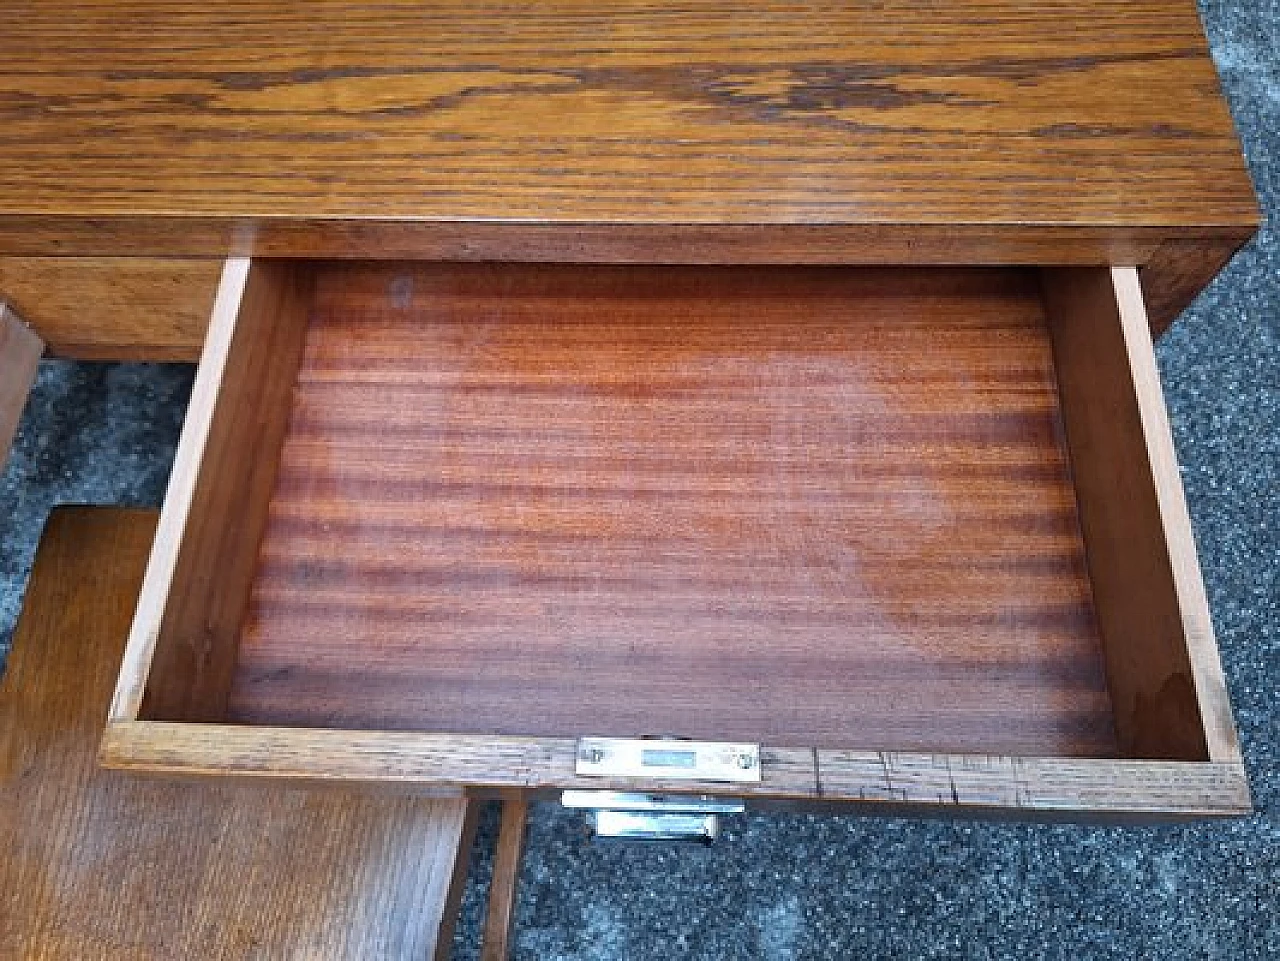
[2,2,1276,958]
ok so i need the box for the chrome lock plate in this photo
[563,791,746,844]
[561,791,746,813]
[574,737,761,783]
[588,809,721,843]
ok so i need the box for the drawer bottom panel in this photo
[102,258,1246,818]
[226,264,1115,758]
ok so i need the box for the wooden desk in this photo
[0,0,1258,343]
[0,2,1256,823]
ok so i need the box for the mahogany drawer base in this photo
[100,259,1248,820]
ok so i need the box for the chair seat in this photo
[0,507,473,960]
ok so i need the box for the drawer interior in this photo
[131,261,1214,764]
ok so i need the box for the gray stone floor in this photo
[2,1,1276,957]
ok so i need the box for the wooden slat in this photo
[227,263,1117,758]
[0,256,218,360]
[142,257,312,720]
[111,257,313,722]
[102,723,822,798]
[1041,267,1240,762]
[100,721,1250,819]
[480,801,530,961]
[0,301,42,466]
[1110,267,1243,762]
[2,507,473,959]
[0,1,1257,260]
[814,751,1249,819]
[434,804,483,961]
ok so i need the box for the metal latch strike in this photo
[574,737,761,783]
[562,791,746,844]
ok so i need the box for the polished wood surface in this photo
[0,220,1249,274]
[137,259,313,722]
[224,262,1116,757]
[1,507,473,960]
[0,257,218,360]
[1044,269,1203,760]
[1043,267,1241,762]
[0,1,1256,268]
[1107,269,1242,765]
[101,261,1247,815]
[0,302,42,467]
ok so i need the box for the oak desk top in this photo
[0,0,1257,265]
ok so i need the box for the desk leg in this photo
[480,799,531,961]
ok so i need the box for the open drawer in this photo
[101,259,1248,820]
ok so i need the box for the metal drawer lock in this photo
[568,737,757,842]
[562,791,745,844]
[574,737,760,783]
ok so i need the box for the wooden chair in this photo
[1,507,487,959]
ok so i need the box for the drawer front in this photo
[101,258,1247,821]
[0,256,220,361]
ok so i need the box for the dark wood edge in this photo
[480,800,530,961]
[109,259,254,722]
[108,258,314,722]
[0,216,1251,264]
[42,343,202,363]
[0,302,43,467]
[1042,266,1246,766]
[1140,236,1250,337]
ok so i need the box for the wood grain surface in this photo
[0,507,472,960]
[225,262,1117,757]
[1044,268,1209,761]
[0,0,1256,263]
[1139,238,1246,337]
[1043,267,1240,763]
[0,257,219,360]
[139,259,313,723]
[1105,268,1242,765]
[101,722,1252,819]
